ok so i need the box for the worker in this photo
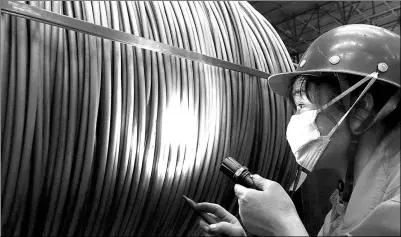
[196,24,400,236]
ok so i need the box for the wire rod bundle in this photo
[1,1,297,236]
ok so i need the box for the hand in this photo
[195,202,247,237]
[234,174,308,236]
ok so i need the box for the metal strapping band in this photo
[1,1,271,80]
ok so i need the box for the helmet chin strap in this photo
[340,136,358,203]
[334,71,400,203]
[335,73,355,203]
[330,72,379,203]
[340,89,400,203]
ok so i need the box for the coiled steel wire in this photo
[1,1,297,236]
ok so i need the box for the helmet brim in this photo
[268,70,400,98]
[268,71,327,98]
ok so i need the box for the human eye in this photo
[296,103,305,110]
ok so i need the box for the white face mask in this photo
[287,72,378,190]
[286,109,331,172]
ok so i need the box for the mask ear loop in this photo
[313,73,376,141]
[317,72,378,114]
[317,72,379,139]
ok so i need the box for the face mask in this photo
[286,109,331,172]
[286,72,378,190]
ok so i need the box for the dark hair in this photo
[287,73,400,130]
[286,73,345,111]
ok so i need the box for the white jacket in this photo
[319,125,400,236]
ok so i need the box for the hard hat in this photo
[268,24,400,97]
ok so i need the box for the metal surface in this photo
[1,1,271,79]
[1,1,298,236]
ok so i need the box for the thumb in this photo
[208,222,244,236]
[252,174,273,191]
[234,184,249,200]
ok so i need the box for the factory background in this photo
[252,1,400,64]
[0,1,399,236]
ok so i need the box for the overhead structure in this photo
[1,1,297,236]
[251,1,401,62]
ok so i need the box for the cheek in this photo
[315,123,351,170]
[327,128,351,155]
[315,108,346,136]
[314,109,351,169]
[315,114,336,136]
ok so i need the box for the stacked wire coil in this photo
[1,1,297,236]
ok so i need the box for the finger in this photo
[204,231,223,237]
[207,213,218,220]
[252,174,274,191]
[199,219,211,233]
[196,202,235,221]
[209,222,245,236]
[198,221,224,237]
[198,218,209,230]
[234,184,248,200]
[198,221,216,237]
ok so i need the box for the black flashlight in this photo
[220,157,260,190]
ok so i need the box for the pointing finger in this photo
[196,202,235,221]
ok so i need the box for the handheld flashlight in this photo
[220,157,260,190]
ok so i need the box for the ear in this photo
[349,93,375,134]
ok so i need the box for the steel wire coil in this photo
[1,1,298,236]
